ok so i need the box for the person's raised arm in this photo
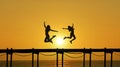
[44,21,46,28]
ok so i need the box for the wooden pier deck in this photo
[0,48,120,67]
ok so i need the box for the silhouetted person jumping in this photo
[63,24,76,44]
[44,21,58,43]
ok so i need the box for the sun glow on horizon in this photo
[56,37,64,46]
[52,33,69,48]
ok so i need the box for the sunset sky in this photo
[0,0,120,60]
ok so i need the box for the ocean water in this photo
[0,60,120,67]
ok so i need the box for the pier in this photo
[0,48,120,67]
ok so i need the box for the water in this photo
[0,60,120,67]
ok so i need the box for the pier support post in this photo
[56,51,58,67]
[62,52,64,67]
[111,52,113,67]
[83,48,85,67]
[6,48,8,67]
[104,48,106,67]
[10,48,13,67]
[37,53,39,67]
[89,52,92,67]
[32,48,34,67]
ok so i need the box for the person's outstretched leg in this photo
[64,33,72,40]
[64,36,71,40]
[49,35,56,43]
[64,34,72,40]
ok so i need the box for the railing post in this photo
[83,48,85,67]
[89,49,92,67]
[37,52,39,67]
[104,48,106,67]
[111,52,113,67]
[62,52,64,67]
[6,48,8,67]
[32,48,34,67]
[56,49,58,67]
[10,48,13,67]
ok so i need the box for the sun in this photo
[53,35,69,48]
[56,37,64,45]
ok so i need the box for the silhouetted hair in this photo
[68,26,72,31]
[46,25,50,30]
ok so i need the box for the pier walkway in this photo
[0,48,120,67]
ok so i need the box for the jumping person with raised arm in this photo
[63,24,76,44]
[44,21,58,43]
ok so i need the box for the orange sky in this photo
[0,0,120,60]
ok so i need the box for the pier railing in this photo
[0,48,120,67]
